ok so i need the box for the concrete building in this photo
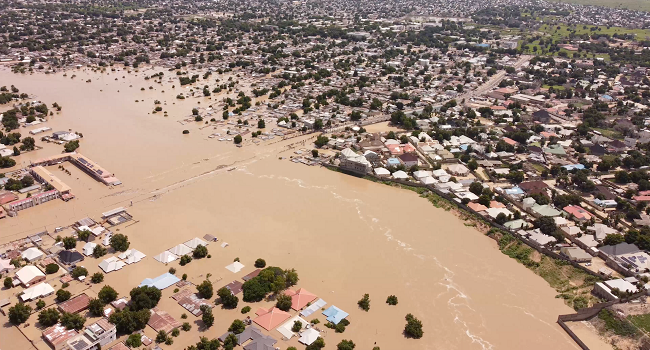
[64,319,116,350]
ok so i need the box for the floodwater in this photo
[0,67,587,350]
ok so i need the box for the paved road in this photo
[459,55,532,101]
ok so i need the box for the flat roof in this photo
[32,166,71,193]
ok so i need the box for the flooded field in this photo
[0,67,584,350]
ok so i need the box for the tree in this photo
[182,322,192,331]
[180,254,192,266]
[276,294,293,311]
[64,140,80,153]
[222,333,238,350]
[56,289,72,302]
[194,336,221,350]
[357,294,370,311]
[217,287,239,309]
[234,135,242,144]
[77,229,91,242]
[255,258,266,268]
[228,319,246,334]
[258,119,265,128]
[88,298,104,317]
[311,149,319,158]
[4,277,13,288]
[62,236,77,250]
[306,337,326,350]
[126,334,142,348]
[404,313,424,338]
[93,245,107,258]
[156,330,168,343]
[45,263,60,274]
[535,216,558,237]
[130,286,162,310]
[201,306,214,328]
[61,312,86,330]
[337,340,356,350]
[9,303,31,325]
[98,285,118,304]
[292,320,303,332]
[193,245,208,258]
[604,233,625,246]
[386,295,398,305]
[314,135,329,148]
[467,159,478,171]
[91,272,104,284]
[36,300,45,309]
[469,182,483,196]
[495,213,508,225]
[71,266,88,278]
[38,308,61,327]
[197,279,214,299]
[110,234,130,252]
[109,309,151,333]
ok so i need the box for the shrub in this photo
[169,267,176,275]
[182,273,187,280]
[197,279,214,299]
[276,294,292,311]
[38,308,61,327]
[386,295,398,305]
[241,306,251,314]
[311,318,320,324]
[91,272,104,283]
[171,328,180,337]
[337,340,356,350]
[234,135,242,144]
[254,258,266,268]
[36,299,46,309]
[56,289,72,302]
[180,255,192,266]
[71,266,88,278]
[92,245,107,258]
[193,245,208,258]
[156,330,168,343]
[404,313,424,338]
[4,277,12,289]
[126,334,142,347]
[292,320,303,332]
[182,322,191,331]
[228,319,246,334]
[98,285,118,303]
[45,263,60,274]
[357,294,370,311]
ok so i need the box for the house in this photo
[563,205,592,221]
[518,181,548,195]
[253,307,292,331]
[58,250,84,265]
[82,242,97,256]
[15,265,46,286]
[21,247,44,262]
[340,153,372,174]
[447,164,470,176]
[560,247,592,262]
[43,324,79,350]
[373,168,390,178]
[284,288,318,311]
[593,279,639,301]
[65,319,117,350]
[398,153,419,168]
[588,223,618,241]
[58,293,91,314]
[21,282,55,301]
[0,259,14,274]
[531,204,562,217]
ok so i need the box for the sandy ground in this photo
[565,321,614,350]
[0,66,585,350]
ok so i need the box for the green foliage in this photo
[56,289,72,302]
[404,313,424,339]
[276,293,293,311]
[241,306,251,314]
[305,337,326,350]
[64,140,80,153]
[38,308,61,327]
[77,229,91,242]
[193,245,208,258]
[36,300,45,309]
[228,319,246,334]
[109,309,151,333]
[599,309,637,337]
[180,254,193,265]
[129,286,162,310]
[386,295,398,305]
[201,306,214,328]
[71,266,88,278]
[88,298,104,317]
[182,322,192,331]
[62,236,77,249]
[125,334,142,348]
[45,263,60,274]
[8,303,31,324]
[604,233,625,246]
[197,279,214,299]
[254,258,266,268]
[292,320,303,332]
[242,266,298,302]
[156,330,168,343]
[98,285,118,304]
[4,277,12,289]
[315,135,329,148]
[357,294,370,311]
[93,245,107,258]
[91,272,104,283]
[61,312,86,330]
[234,135,242,144]
[217,287,239,309]
[109,234,130,252]
[337,340,356,350]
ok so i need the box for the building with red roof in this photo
[563,205,592,221]
[284,288,318,311]
[253,307,291,331]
